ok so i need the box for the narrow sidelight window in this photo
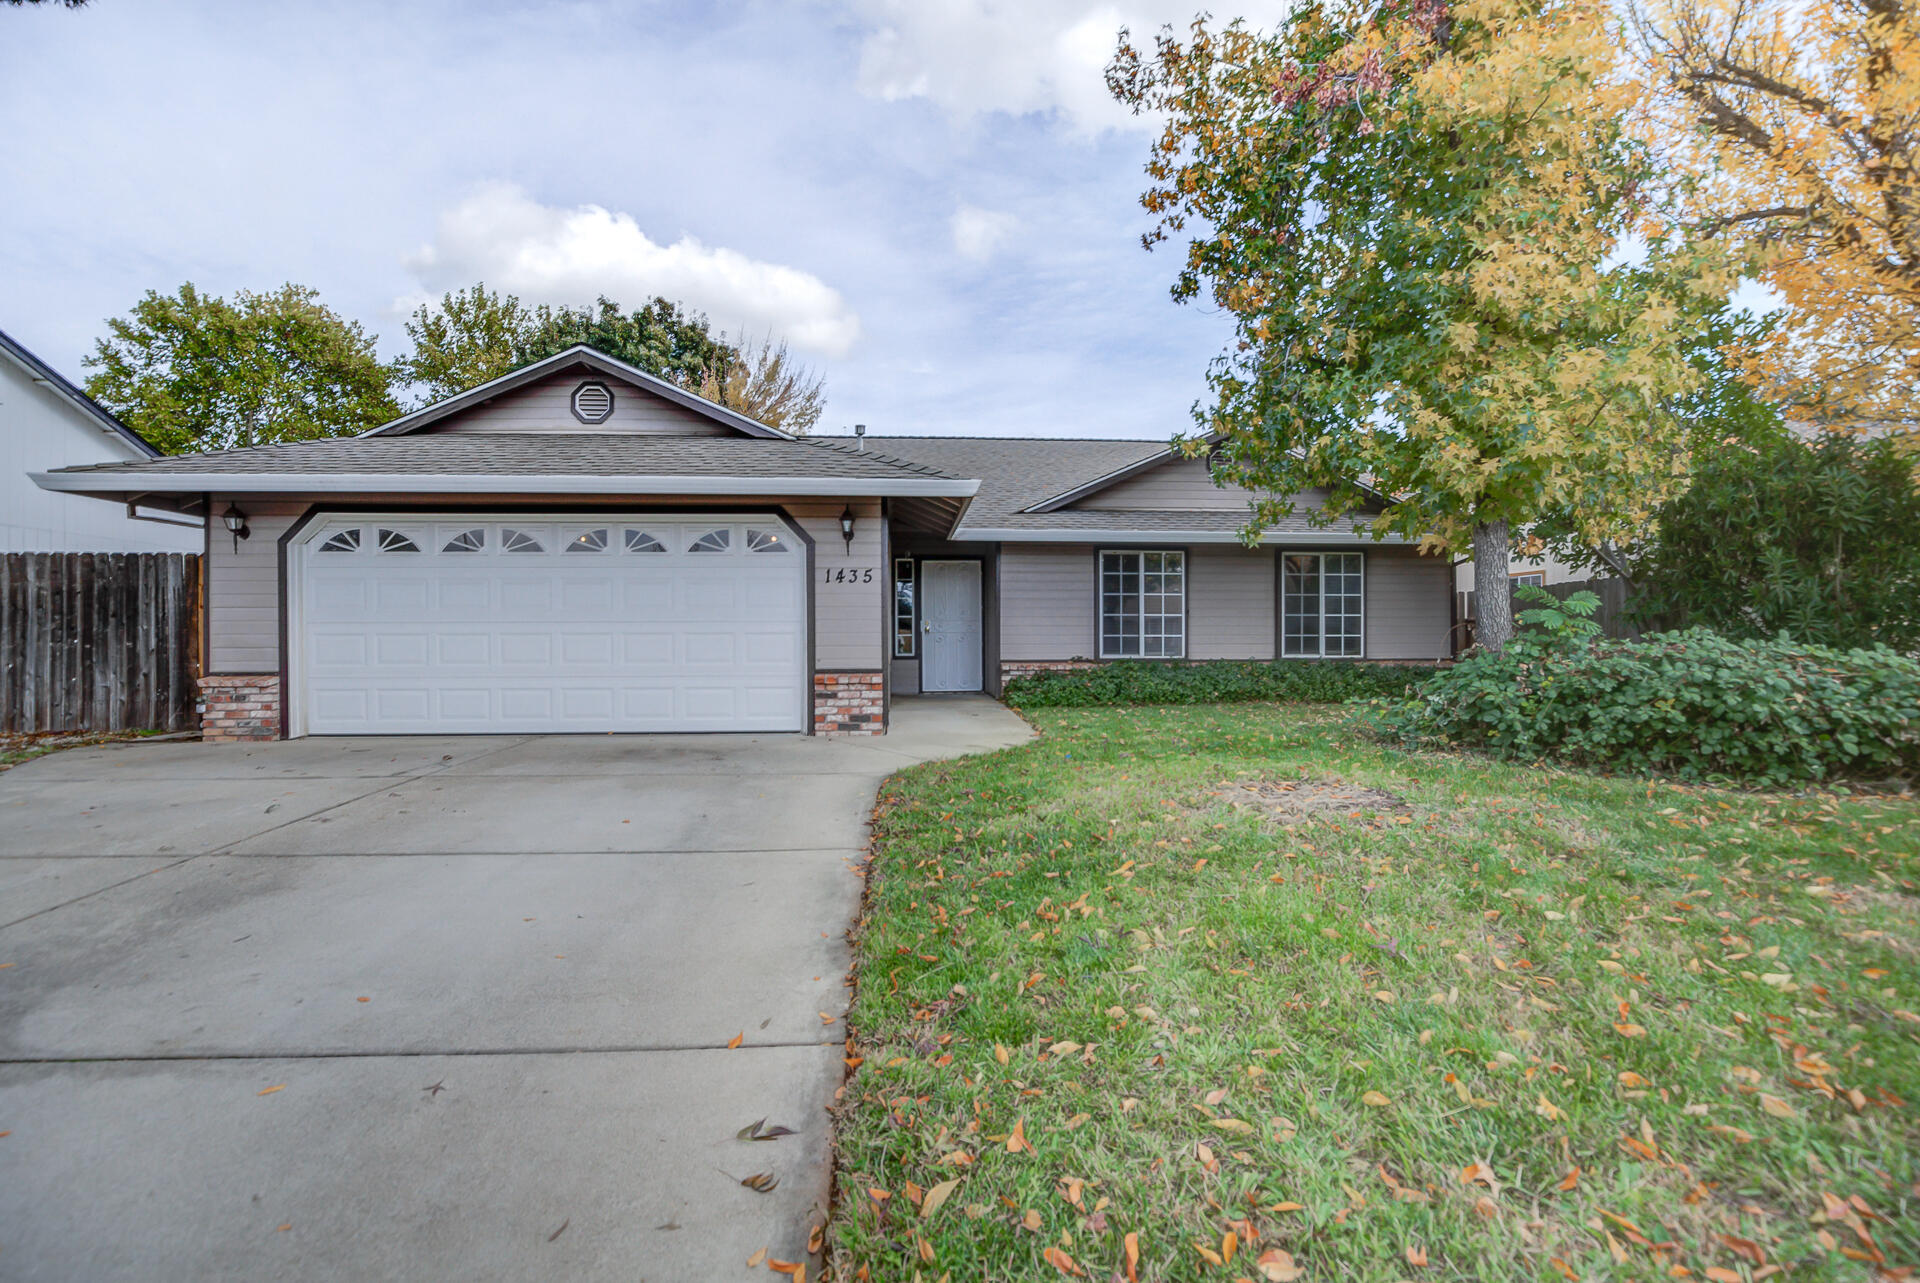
[893,558,916,657]
[1100,550,1185,659]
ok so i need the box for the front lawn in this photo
[829,704,1918,1281]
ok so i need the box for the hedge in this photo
[1002,660,1428,708]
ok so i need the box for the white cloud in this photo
[401,182,862,357]
[849,1,1295,133]
[951,205,1021,261]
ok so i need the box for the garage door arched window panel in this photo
[688,528,732,554]
[746,528,788,553]
[1099,549,1185,659]
[564,528,610,554]
[377,529,422,554]
[501,528,545,554]
[318,528,362,553]
[623,529,667,554]
[441,528,486,553]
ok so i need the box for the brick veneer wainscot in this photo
[200,675,280,741]
[814,671,883,734]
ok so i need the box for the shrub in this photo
[1004,660,1426,708]
[1361,629,1920,786]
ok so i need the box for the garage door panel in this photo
[300,516,808,734]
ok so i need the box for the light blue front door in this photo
[920,560,982,692]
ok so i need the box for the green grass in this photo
[829,704,1919,1282]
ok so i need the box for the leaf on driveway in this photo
[547,1218,568,1242]
[257,1084,285,1096]
[741,1172,779,1194]
[738,1119,798,1141]
[727,1031,744,1049]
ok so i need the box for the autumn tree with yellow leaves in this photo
[1635,0,1919,422]
[1108,0,1740,649]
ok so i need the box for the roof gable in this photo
[370,345,788,439]
[0,325,158,458]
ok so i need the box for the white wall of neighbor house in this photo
[417,371,729,435]
[203,493,885,676]
[997,541,1451,662]
[1,358,199,553]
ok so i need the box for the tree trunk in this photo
[1473,519,1515,653]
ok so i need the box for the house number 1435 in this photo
[823,567,876,584]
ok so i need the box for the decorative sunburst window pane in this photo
[318,528,361,553]
[624,530,666,553]
[566,528,610,553]
[377,528,421,553]
[746,528,787,553]
[688,528,731,553]
[501,528,545,554]
[441,528,485,553]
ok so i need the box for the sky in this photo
[1,0,1303,442]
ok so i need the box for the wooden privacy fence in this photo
[0,553,202,734]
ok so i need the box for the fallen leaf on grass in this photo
[1006,1118,1033,1154]
[921,1177,961,1218]
[1407,1244,1429,1268]
[1614,1022,1648,1039]
[1043,1245,1084,1275]
[741,1172,779,1194]
[1361,1090,1391,1107]
[1257,1247,1305,1281]
[1211,1118,1256,1134]
[1758,1094,1795,1119]
[1124,1232,1140,1282]
[995,1044,1011,1066]
[1557,1167,1580,1191]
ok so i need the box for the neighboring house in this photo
[1453,543,1589,596]
[0,326,201,553]
[34,345,1454,741]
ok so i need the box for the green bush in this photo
[1361,629,1920,786]
[1004,660,1426,708]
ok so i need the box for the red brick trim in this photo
[814,671,883,735]
[200,675,280,741]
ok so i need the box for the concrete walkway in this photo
[0,696,1032,1282]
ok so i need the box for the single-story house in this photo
[1,324,202,553]
[33,346,1453,740]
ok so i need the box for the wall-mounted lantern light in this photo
[222,503,251,553]
[839,505,856,554]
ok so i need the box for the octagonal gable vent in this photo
[570,380,615,424]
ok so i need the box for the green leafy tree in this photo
[394,284,533,402]
[84,283,400,453]
[521,296,733,393]
[1627,428,1920,651]
[1106,0,1739,650]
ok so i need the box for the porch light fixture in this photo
[839,505,856,553]
[221,503,251,552]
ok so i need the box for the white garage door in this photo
[294,514,806,734]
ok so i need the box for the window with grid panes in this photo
[1100,550,1185,658]
[1281,552,1364,657]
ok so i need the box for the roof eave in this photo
[951,526,1404,544]
[31,471,979,500]
[0,327,159,458]
[369,345,792,440]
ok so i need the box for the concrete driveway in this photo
[0,696,1031,1282]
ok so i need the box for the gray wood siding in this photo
[420,371,732,435]
[1365,546,1452,659]
[204,495,883,676]
[791,498,883,671]
[1190,546,1275,659]
[207,496,305,672]
[998,544,1096,659]
[1073,457,1333,514]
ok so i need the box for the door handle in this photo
[923,622,932,633]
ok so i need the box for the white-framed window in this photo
[1100,550,1185,659]
[1511,571,1545,588]
[1281,552,1364,657]
[893,557,916,658]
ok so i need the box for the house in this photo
[0,326,201,553]
[33,346,1453,740]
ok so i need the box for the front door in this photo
[920,560,983,692]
